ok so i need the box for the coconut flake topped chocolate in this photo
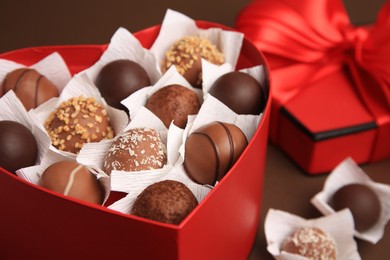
[103,128,166,174]
[45,96,114,154]
[282,227,337,260]
[162,36,224,88]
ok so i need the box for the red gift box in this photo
[0,21,271,259]
[236,0,390,174]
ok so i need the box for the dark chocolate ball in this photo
[184,121,248,185]
[96,59,151,110]
[1,68,59,110]
[330,183,381,232]
[131,180,198,224]
[103,128,166,174]
[45,96,114,154]
[38,160,104,205]
[145,84,201,128]
[209,71,266,115]
[282,227,337,259]
[0,120,38,173]
[162,36,224,88]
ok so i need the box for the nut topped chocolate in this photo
[103,128,166,173]
[162,36,224,88]
[282,226,337,259]
[1,68,59,110]
[45,96,114,154]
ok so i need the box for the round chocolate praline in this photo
[95,60,151,110]
[131,180,198,224]
[209,71,266,115]
[38,160,104,205]
[183,121,248,186]
[145,84,201,128]
[330,183,381,232]
[0,120,38,173]
[1,68,59,110]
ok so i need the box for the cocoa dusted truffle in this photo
[38,160,104,205]
[162,36,224,88]
[282,227,337,259]
[95,60,151,110]
[145,84,200,128]
[1,68,59,110]
[330,183,381,232]
[103,128,166,174]
[45,96,114,154]
[209,71,266,115]
[0,120,38,173]
[131,180,198,224]
[184,121,247,186]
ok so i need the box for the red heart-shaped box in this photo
[0,21,271,260]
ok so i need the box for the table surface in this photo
[1,0,389,259]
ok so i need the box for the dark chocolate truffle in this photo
[162,36,224,88]
[209,71,266,115]
[45,96,114,154]
[0,120,38,173]
[38,160,104,205]
[183,121,248,185]
[330,183,381,232]
[1,68,59,110]
[145,84,200,128]
[103,128,166,173]
[95,60,151,110]
[282,227,337,259]
[131,180,198,224]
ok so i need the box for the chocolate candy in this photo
[145,84,200,128]
[1,68,59,110]
[131,180,198,224]
[282,227,337,259]
[45,96,114,154]
[183,121,248,185]
[103,128,166,173]
[96,60,151,110]
[162,36,224,88]
[209,71,266,115]
[38,160,104,205]
[0,120,38,173]
[330,183,381,232]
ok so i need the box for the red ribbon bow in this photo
[236,0,390,143]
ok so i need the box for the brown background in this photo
[0,0,389,259]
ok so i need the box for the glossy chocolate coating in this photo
[330,183,381,232]
[96,60,151,110]
[184,121,248,185]
[103,128,166,174]
[145,84,200,128]
[38,160,104,205]
[0,120,38,173]
[131,180,198,224]
[1,68,59,110]
[45,96,114,154]
[209,71,266,115]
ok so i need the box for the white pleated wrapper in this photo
[29,72,128,159]
[82,27,161,85]
[0,91,51,180]
[0,52,71,95]
[150,9,244,76]
[311,157,390,244]
[265,209,360,260]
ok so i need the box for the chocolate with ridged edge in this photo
[131,180,198,224]
[1,68,59,110]
[96,59,151,110]
[0,120,38,173]
[184,121,247,185]
[209,71,266,115]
